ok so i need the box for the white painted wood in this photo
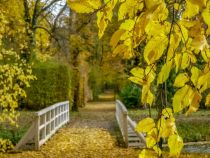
[115,100,146,148]
[15,101,70,150]
[115,100,129,147]
[127,116,146,144]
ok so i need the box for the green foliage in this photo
[89,66,103,100]
[119,83,141,108]
[0,111,35,147]
[23,61,72,110]
[0,127,28,145]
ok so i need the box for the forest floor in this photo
[1,92,210,158]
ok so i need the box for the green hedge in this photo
[23,61,71,110]
[119,83,141,109]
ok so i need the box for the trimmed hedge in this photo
[23,61,71,110]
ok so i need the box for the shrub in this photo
[22,61,72,110]
[0,138,13,152]
[119,83,141,109]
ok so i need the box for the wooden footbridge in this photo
[115,100,146,148]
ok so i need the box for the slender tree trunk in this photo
[69,11,79,111]
[22,0,33,61]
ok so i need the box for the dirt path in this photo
[70,102,117,131]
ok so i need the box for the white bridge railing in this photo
[15,101,69,150]
[116,100,145,147]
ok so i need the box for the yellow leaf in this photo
[175,23,188,43]
[97,11,108,38]
[145,21,168,38]
[174,53,182,72]
[201,49,210,62]
[67,0,101,13]
[136,118,155,133]
[120,19,135,31]
[130,67,144,79]
[146,135,156,148]
[139,149,157,158]
[191,66,201,86]
[145,0,160,10]
[181,53,190,69]
[152,2,169,21]
[202,1,210,35]
[173,73,189,87]
[133,14,148,47]
[118,0,144,21]
[197,72,210,93]
[166,33,181,62]
[129,66,155,87]
[128,77,143,86]
[153,146,162,156]
[157,115,176,138]
[110,29,125,48]
[206,93,210,107]
[157,60,173,85]
[174,3,180,10]
[118,1,127,21]
[172,85,193,112]
[162,108,173,118]
[186,90,202,115]
[145,66,156,84]
[112,44,128,57]
[129,67,145,85]
[96,0,117,38]
[182,0,199,18]
[189,0,207,9]
[144,35,168,64]
[191,35,209,51]
[168,134,184,157]
[142,85,154,106]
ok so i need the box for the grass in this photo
[0,110,35,145]
[177,121,210,142]
[128,108,210,142]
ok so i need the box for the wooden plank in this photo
[128,137,141,141]
[36,101,69,116]
[14,122,36,150]
[128,142,145,148]
[35,116,40,150]
[128,133,138,137]
[116,100,128,114]
[127,116,146,144]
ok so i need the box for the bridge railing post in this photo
[116,100,128,147]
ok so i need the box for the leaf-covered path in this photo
[1,100,140,158]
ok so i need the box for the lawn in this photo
[128,108,210,142]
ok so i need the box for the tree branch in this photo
[34,26,61,49]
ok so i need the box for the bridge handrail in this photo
[115,100,146,147]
